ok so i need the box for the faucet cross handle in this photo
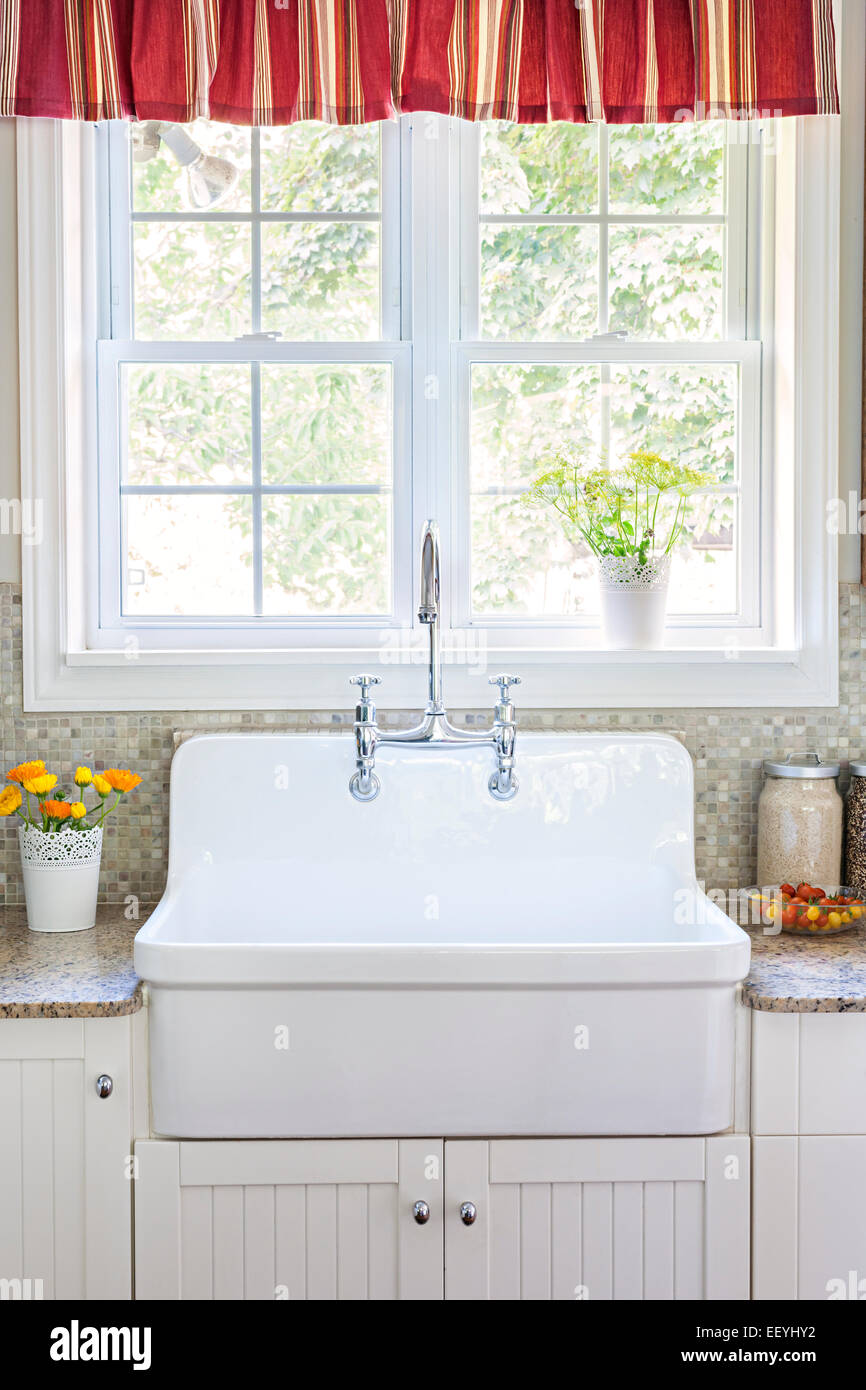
[489,673,521,702]
[350,674,381,701]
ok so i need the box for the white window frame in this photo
[18,110,839,710]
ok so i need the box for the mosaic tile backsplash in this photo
[0,580,863,906]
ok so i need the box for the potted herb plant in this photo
[0,761,143,933]
[524,448,705,649]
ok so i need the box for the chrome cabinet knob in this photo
[459,1201,477,1226]
[412,1200,430,1225]
[95,1074,113,1099]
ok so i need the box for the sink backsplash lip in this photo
[2,580,864,906]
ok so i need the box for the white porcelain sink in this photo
[135,732,749,1138]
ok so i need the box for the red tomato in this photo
[815,913,829,928]
[780,883,797,899]
[782,906,799,926]
[809,887,826,901]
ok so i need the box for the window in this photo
[18,112,840,709]
[98,121,410,642]
[456,121,759,636]
[96,113,761,653]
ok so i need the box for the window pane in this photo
[124,494,253,616]
[131,121,252,213]
[133,222,251,339]
[259,124,379,212]
[608,123,726,215]
[469,362,739,619]
[607,225,723,341]
[669,495,738,616]
[480,225,598,340]
[471,494,737,619]
[261,223,380,339]
[261,364,390,485]
[609,363,738,484]
[261,495,391,616]
[480,123,598,214]
[124,364,252,485]
[471,494,596,616]
[471,363,600,490]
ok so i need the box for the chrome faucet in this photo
[349,520,520,803]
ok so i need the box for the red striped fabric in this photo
[0,0,839,125]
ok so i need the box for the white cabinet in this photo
[134,1135,750,1301]
[0,1016,133,1299]
[751,1012,866,1299]
[754,1137,866,1300]
[134,1139,444,1300]
[444,1137,749,1301]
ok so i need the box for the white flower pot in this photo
[597,554,671,650]
[19,825,103,933]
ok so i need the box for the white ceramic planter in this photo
[597,554,671,650]
[19,824,103,933]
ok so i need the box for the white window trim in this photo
[18,113,839,711]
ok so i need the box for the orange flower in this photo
[41,799,72,820]
[101,769,143,794]
[0,785,22,816]
[7,759,46,784]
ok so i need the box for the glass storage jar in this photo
[756,752,842,889]
[845,762,866,898]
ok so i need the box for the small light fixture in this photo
[131,122,240,210]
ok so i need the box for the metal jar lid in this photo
[850,762,866,777]
[763,752,840,779]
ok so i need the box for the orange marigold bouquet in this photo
[1,760,143,833]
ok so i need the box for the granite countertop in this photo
[0,906,148,1018]
[742,920,866,1013]
[2,903,866,1017]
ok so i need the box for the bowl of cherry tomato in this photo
[746,883,866,934]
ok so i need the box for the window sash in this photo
[94,339,414,646]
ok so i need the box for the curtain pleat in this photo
[0,0,839,125]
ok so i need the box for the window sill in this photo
[23,640,837,711]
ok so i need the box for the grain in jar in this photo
[756,753,842,889]
[845,762,866,897]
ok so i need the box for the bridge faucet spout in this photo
[418,519,443,712]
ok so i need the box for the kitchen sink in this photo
[135,732,750,1138]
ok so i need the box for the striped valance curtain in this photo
[0,0,839,126]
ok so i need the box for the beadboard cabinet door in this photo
[134,1139,444,1300]
[444,1136,750,1301]
[0,1016,133,1299]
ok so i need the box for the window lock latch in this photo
[587,330,629,342]
[235,331,283,342]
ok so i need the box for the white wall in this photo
[0,118,19,583]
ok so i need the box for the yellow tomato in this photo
[851,905,863,919]
[806,905,821,921]
[828,912,842,928]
